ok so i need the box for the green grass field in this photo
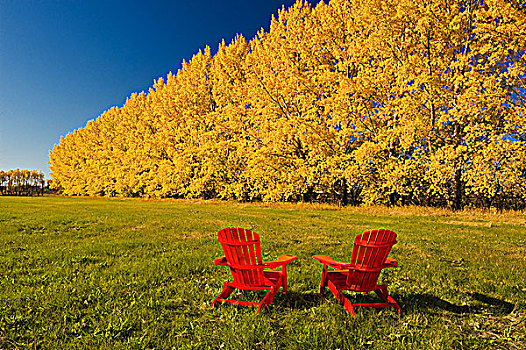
[1,196,525,349]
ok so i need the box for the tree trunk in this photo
[453,167,463,210]
[340,178,348,206]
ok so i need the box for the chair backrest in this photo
[217,227,265,287]
[346,229,397,291]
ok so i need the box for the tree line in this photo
[49,0,526,210]
[0,169,46,196]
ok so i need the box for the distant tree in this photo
[0,169,45,196]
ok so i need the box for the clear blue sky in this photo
[0,0,298,178]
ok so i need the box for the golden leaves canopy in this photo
[49,0,526,209]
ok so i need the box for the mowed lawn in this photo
[1,196,525,349]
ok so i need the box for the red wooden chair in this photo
[212,227,297,313]
[313,229,400,316]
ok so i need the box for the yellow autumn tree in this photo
[243,1,358,202]
[207,35,253,200]
[48,0,526,209]
[364,0,526,208]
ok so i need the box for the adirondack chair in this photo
[313,229,400,316]
[212,227,297,313]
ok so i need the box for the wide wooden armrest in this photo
[384,257,398,268]
[312,255,353,270]
[214,256,228,266]
[263,254,298,268]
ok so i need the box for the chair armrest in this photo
[263,254,298,268]
[384,257,398,268]
[214,256,228,266]
[312,255,353,270]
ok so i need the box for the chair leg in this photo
[268,285,279,304]
[375,285,389,301]
[337,291,356,316]
[327,279,355,316]
[389,296,401,314]
[212,282,235,308]
[257,287,276,314]
[319,265,328,295]
[374,285,401,314]
[281,266,288,294]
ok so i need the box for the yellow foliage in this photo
[49,0,526,209]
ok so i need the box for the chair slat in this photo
[237,228,250,285]
[226,227,245,286]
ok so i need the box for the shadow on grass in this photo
[276,290,325,309]
[275,290,515,317]
[400,292,515,316]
